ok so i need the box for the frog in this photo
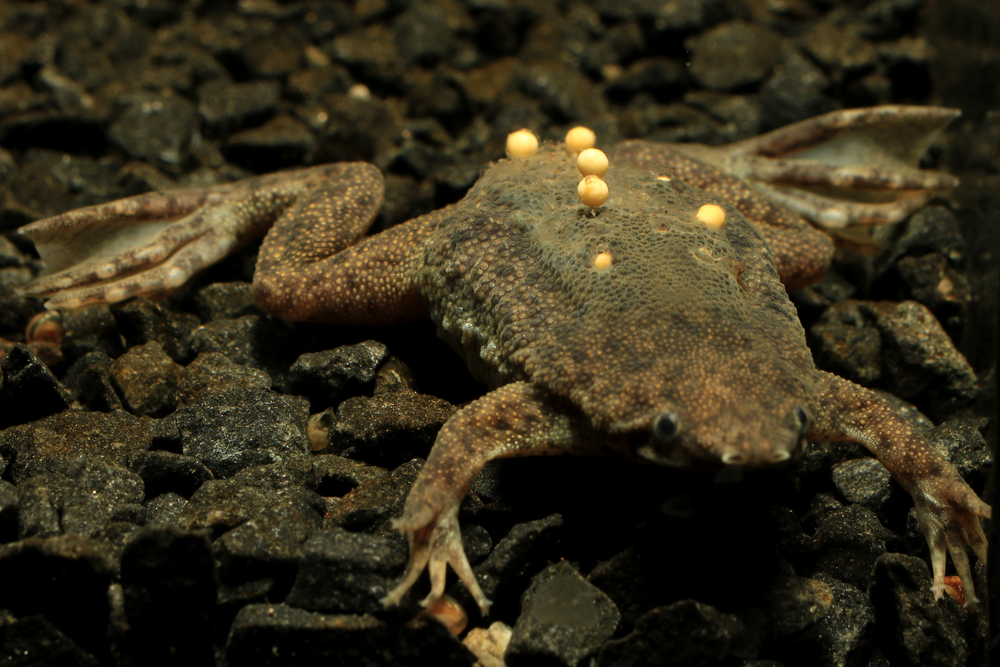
[15,105,988,614]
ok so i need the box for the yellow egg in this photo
[565,126,596,154]
[506,129,539,157]
[578,175,609,207]
[577,148,609,177]
[697,204,726,229]
[593,252,613,269]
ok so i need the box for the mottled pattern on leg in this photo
[810,371,990,607]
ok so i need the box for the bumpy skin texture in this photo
[17,113,990,615]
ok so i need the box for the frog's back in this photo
[417,145,815,434]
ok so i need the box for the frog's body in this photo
[17,106,989,614]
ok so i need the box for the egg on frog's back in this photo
[461,145,763,324]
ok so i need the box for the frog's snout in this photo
[636,404,811,469]
[717,404,811,468]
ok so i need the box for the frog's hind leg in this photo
[675,106,960,229]
[811,371,990,609]
[17,163,377,310]
[252,199,448,325]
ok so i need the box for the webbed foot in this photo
[16,164,374,310]
[674,105,960,229]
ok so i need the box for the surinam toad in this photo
[15,106,990,613]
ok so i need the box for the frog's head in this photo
[598,364,815,471]
[629,401,812,471]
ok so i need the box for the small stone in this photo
[813,505,891,591]
[330,389,456,466]
[871,553,968,667]
[110,298,198,363]
[110,341,183,417]
[163,389,311,479]
[0,535,115,659]
[832,457,893,514]
[595,600,746,666]
[0,344,71,427]
[288,340,389,406]
[506,561,620,667]
[126,450,214,499]
[178,352,271,407]
[284,526,407,614]
[119,526,216,665]
[687,21,784,91]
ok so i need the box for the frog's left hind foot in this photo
[16,164,377,310]
[675,106,960,229]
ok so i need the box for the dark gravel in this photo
[0,0,997,665]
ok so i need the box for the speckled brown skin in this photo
[17,109,988,615]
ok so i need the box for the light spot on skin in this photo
[348,83,371,100]
[697,204,726,229]
[578,175,609,207]
[565,126,596,154]
[506,129,539,158]
[577,148,609,178]
[165,267,188,287]
[656,175,671,181]
[104,288,130,303]
[593,252,612,269]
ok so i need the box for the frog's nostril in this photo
[721,451,744,465]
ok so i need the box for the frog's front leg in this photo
[382,381,601,615]
[810,371,990,608]
[17,163,383,311]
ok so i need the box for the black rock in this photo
[330,389,456,465]
[62,351,123,412]
[109,340,183,416]
[0,535,114,660]
[0,343,71,427]
[110,297,199,363]
[285,526,407,614]
[126,449,214,499]
[215,492,325,592]
[119,526,217,667]
[288,340,389,406]
[595,600,750,666]
[0,614,99,667]
[871,553,977,667]
[225,603,474,667]
[177,351,272,407]
[813,505,893,591]
[107,92,199,172]
[505,561,620,667]
[161,388,310,479]
[831,457,894,515]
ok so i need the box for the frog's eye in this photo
[653,412,681,442]
[794,405,811,436]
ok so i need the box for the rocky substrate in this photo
[0,0,997,665]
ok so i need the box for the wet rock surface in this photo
[0,0,996,666]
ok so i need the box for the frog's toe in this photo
[694,105,961,229]
[912,481,990,610]
[18,187,244,309]
[23,229,235,310]
[383,506,491,615]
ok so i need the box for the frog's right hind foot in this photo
[677,106,960,230]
